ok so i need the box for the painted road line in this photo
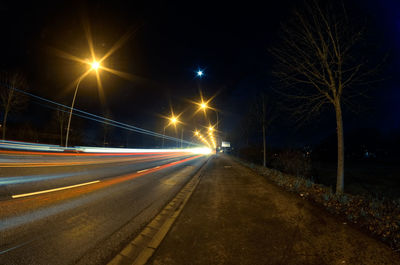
[0,239,36,255]
[11,180,100,199]
[137,169,149,173]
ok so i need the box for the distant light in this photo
[200,102,207,109]
[197,70,203,77]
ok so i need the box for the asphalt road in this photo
[0,150,209,265]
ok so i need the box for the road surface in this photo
[0,148,208,265]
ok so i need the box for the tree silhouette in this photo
[270,0,380,193]
[0,72,28,140]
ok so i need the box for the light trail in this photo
[0,152,191,168]
[3,155,203,216]
[0,154,205,233]
[0,140,211,156]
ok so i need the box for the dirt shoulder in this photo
[148,154,399,265]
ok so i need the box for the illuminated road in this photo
[0,147,209,265]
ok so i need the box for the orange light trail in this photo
[0,152,192,168]
[0,155,203,218]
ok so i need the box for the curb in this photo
[107,157,211,265]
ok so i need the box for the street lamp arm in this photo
[65,75,84,147]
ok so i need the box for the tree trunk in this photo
[335,100,345,193]
[262,94,266,167]
[263,123,266,167]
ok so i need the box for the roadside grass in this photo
[232,156,400,251]
[312,161,400,199]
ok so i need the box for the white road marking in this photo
[11,180,100,199]
[137,169,149,173]
[0,239,35,255]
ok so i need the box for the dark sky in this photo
[0,0,399,147]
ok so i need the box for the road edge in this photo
[107,155,212,265]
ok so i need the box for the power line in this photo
[12,87,199,146]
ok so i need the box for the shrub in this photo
[271,149,311,177]
[305,179,313,188]
[323,192,331,201]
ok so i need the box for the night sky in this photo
[0,0,399,148]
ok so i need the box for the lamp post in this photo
[65,61,100,147]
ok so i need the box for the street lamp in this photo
[194,130,211,148]
[200,102,207,110]
[196,70,204,77]
[65,60,101,147]
[162,115,180,148]
[170,116,177,125]
[196,99,219,147]
[56,25,134,148]
[91,61,100,70]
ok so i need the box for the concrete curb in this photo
[107,157,211,265]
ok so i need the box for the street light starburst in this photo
[91,61,100,70]
[51,19,139,101]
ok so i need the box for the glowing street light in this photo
[91,61,100,70]
[170,116,178,125]
[162,114,180,148]
[194,130,211,148]
[195,97,219,148]
[200,102,207,110]
[54,20,137,147]
[196,70,204,77]
[65,60,102,147]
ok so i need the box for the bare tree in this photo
[270,0,379,193]
[0,72,28,140]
